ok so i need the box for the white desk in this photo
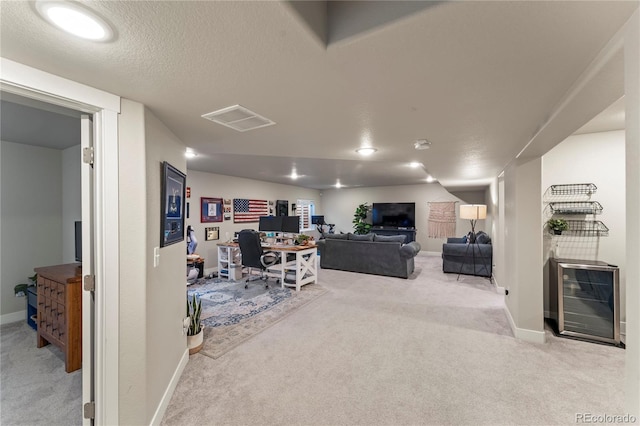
[217,243,318,291]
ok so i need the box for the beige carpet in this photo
[200,283,327,359]
[162,253,626,426]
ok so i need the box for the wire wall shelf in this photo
[552,220,609,236]
[548,201,603,215]
[549,183,597,196]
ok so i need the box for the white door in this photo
[81,115,95,425]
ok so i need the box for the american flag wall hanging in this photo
[233,199,269,223]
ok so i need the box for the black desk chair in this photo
[237,229,280,289]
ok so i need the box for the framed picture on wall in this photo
[160,161,186,247]
[201,197,223,223]
[205,227,219,241]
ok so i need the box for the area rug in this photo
[187,278,327,359]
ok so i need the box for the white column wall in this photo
[504,158,545,343]
[624,7,640,416]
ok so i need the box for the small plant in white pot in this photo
[187,294,203,355]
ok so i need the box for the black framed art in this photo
[160,161,186,247]
[205,227,219,241]
[201,197,223,223]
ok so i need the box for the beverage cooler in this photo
[549,258,620,346]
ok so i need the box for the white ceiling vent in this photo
[201,105,275,132]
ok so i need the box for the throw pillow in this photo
[348,233,374,241]
[373,234,406,243]
[475,231,491,244]
[324,233,348,240]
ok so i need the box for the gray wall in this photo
[118,99,189,425]
[321,183,488,253]
[185,169,322,272]
[541,130,627,325]
[0,141,63,322]
[62,145,81,263]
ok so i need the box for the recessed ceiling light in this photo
[290,171,299,180]
[36,0,114,42]
[335,181,342,189]
[426,175,435,183]
[185,148,197,158]
[414,139,432,150]
[409,162,421,168]
[356,147,377,156]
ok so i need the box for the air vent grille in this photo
[201,105,275,132]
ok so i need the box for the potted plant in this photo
[353,202,372,235]
[187,294,203,355]
[547,218,569,235]
[295,234,313,245]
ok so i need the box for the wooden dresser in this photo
[35,263,82,373]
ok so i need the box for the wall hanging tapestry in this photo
[233,198,269,223]
[428,201,457,238]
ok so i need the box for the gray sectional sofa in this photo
[317,233,421,279]
[442,231,492,277]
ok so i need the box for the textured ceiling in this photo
[0,1,636,189]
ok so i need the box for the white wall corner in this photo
[0,310,26,325]
[149,348,189,426]
[504,305,546,344]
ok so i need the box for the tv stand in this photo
[371,227,416,243]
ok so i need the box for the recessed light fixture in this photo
[409,162,421,168]
[356,147,377,156]
[290,170,299,180]
[426,175,435,183]
[36,0,114,42]
[335,181,342,189]
[414,139,432,150]
[185,148,197,158]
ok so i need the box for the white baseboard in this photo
[492,275,506,294]
[150,348,189,426]
[1,310,26,325]
[504,305,546,344]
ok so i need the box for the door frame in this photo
[1,57,120,425]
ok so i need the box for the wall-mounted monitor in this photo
[372,203,416,228]
[259,216,282,232]
[281,216,300,233]
[311,215,325,225]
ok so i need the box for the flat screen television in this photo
[311,215,325,225]
[372,203,416,228]
[259,216,282,232]
[74,221,82,262]
[281,216,300,233]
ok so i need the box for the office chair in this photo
[237,229,280,289]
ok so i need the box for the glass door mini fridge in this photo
[549,258,620,345]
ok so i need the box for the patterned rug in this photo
[187,278,327,359]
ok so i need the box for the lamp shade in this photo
[459,204,487,220]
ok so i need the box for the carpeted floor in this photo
[0,321,82,426]
[161,253,627,426]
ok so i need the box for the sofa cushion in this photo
[447,236,467,244]
[374,234,407,243]
[475,231,491,244]
[324,233,348,240]
[348,233,374,241]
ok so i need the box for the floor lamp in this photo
[458,204,487,280]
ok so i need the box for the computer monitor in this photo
[311,215,325,225]
[281,216,300,233]
[259,215,282,232]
